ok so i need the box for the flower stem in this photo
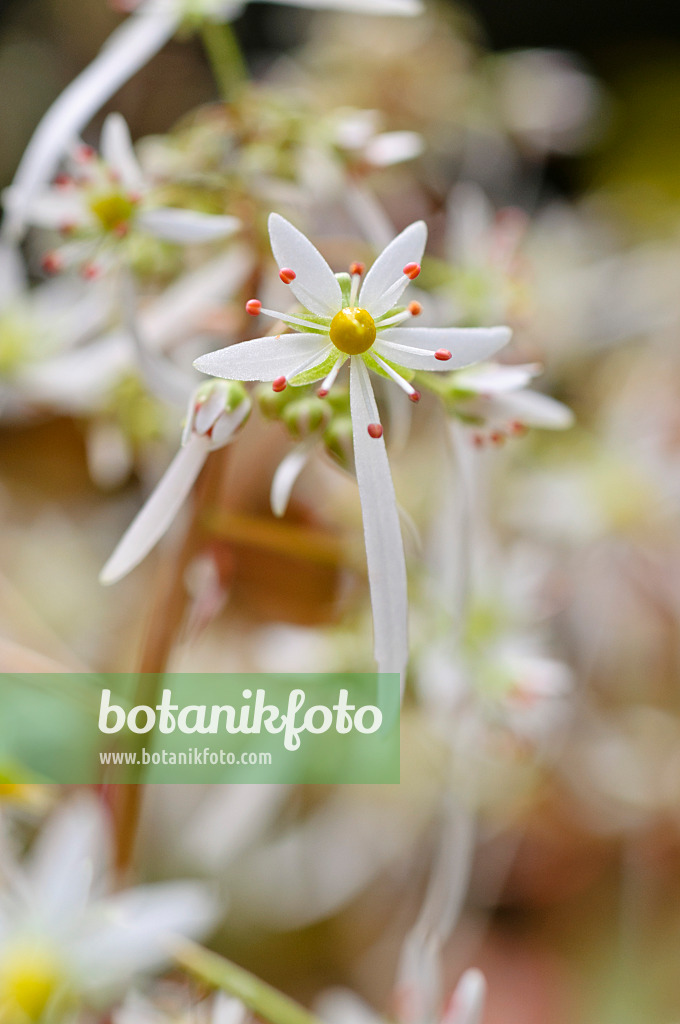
[174,941,326,1024]
[201,21,248,102]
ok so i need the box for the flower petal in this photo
[267,0,421,12]
[359,221,427,318]
[194,334,329,382]
[268,213,342,317]
[454,361,541,393]
[99,435,209,585]
[482,388,575,428]
[377,325,511,370]
[1,9,177,240]
[350,357,408,676]
[137,207,240,244]
[21,190,90,230]
[363,131,424,167]
[442,969,486,1024]
[271,441,316,517]
[100,113,145,192]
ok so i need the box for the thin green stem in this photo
[174,941,325,1024]
[201,21,248,102]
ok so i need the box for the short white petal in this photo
[101,113,145,191]
[194,334,328,382]
[137,208,240,244]
[485,388,575,428]
[194,386,227,435]
[363,131,424,167]
[1,9,177,240]
[213,994,249,1024]
[317,989,381,1024]
[99,435,209,585]
[268,213,342,317]
[350,357,408,675]
[454,361,541,393]
[443,969,486,1024]
[271,441,316,517]
[266,0,421,11]
[378,325,511,369]
[208,400,251,449]
[359,221,427,318]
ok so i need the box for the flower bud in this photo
[281,396,331,439]
[323,414,353,468]
[255,381,296,421]
[184,379,251,451]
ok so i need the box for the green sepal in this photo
[362,350,415,383]
[289,349,337,387]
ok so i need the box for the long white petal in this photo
[101,113,145,191]
[268,213,342,317]
[364,131,424,167]
[137,207,240,244]
[271,441,316,517]
[99,435,208,585]
[377,325,511,369]
[194,334,328,382]
[359,221,427,318]
[267,0,421,11]
[1,9,177,240]
[350,357,408,675]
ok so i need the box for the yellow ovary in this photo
[329,307,376,355]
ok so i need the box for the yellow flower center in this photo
[89,191,136,232]
[0,944,68,1022]
[329,307,376,355]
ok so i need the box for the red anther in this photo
[81,263,100,280]
[272,376,287,393]
[245,299,262,316]
[317,388,329,398]
[76,145,96,162]
[490,430,505,445]
[408,390,421,403]
[128,192,142,205]
[54,174,73,188]
[279,268,296,284]
[403,262,421,280]
[349,261,365,276]
[472,433,485,447]
[367,423,383,438]
[41,252,62,275]
[509,420,528,436]
[113,222,130,238]
[408,301,422,316]
[59,222,76,236]
[434,349,452,361]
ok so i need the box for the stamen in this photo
[378,338,453,363]
[509,420,528,436]
[258,306,329,333]
[367,423,383,438]
[434,349,452,361]
[54,174,73,188]
[41,252,62,275]
[376,309,412,328]
[75,144,96,163]
[349,262,365,276]
[408,301,422,316]
[371,352,420,400]
[279,268,296,284]
[81,263,101,280]
[403,262,421,280]
[272,376,287,392]
[317,354,347,397]
[245,299,262,315]
[490,430,505,445]
[286,343,333,384]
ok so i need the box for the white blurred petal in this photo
[363,131,423,167]
[2,9,177,239]
[268,213,342,317]
[194,334,328,382]
[485,388,574,428]
[213,994,249,1024]
[455,362,542,393]
[137,208,240,244]
[317,989,381,1024]
[194,386,227,435]
[21,190,89,230]
[271,441,315,517]
[359,220,427,318]
[443,969,486,1024]
[208,400,250,449]
[350,357,407,675]
[101,113,145,191]
[100,435,209,585]
[267,0,421,11]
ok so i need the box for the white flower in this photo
[100,378,251,584]
[318,968,486,1024]
[1,0,421,243]
[194,213,511,676]
[0,796,216,1021]
[15,114,239,278]
[436,360,574,443]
